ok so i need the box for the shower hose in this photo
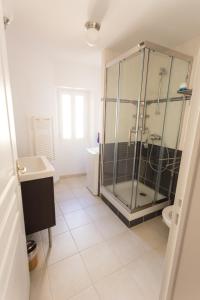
[148,140,170,173]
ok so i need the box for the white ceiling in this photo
[5,0,200,63]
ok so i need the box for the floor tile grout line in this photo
[35,232,55,300]
[32,233,160,300]
[41,217,134,269]
[57,199,104,211]
[42,232,150,269]
[48,255,93,300]
[46,188,163,264]
[33,178,167,299]
[78,249,102,299]
[56,196,103,216]
[64,220,93,231]
[55,203,113,255]
[81,239,155,287]
[55,193,143,255]
[80,251,126,286]
[62,207,94,230]
[30,239,166,296]
[41,229,73,245]
[71,216,128,300]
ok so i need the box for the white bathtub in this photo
[17,156,55,182]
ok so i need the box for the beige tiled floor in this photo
[29,176,169,300]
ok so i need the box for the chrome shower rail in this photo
[106,40,193,68]
[101,96,191,104]
[101,40,193,215]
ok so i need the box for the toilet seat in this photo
[162,205,173,228]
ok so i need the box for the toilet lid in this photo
[162,205,173,227]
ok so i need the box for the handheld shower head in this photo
[155,67,167,115]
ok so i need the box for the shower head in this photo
[159,67,167,76]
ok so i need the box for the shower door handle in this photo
[16,163,27,174]
[128,128,137,147]
[128,129,131,146]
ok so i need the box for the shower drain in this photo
[139,192,147,197]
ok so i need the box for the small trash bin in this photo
[27,240,38,271]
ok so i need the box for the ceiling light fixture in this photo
[85,21,101,47]
[4,16,11,28]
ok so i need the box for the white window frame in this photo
[57,88,89,142]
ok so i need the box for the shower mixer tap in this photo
[128,127,137,146]
[149,134,162,141]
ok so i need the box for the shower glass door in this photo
[102,63,119,194]
[134,50,172,209]
[113,51,144,209]
[159,57,191,200]
[134,50,190,209]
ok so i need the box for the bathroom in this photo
[1,0,200,300]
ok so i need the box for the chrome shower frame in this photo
[106,41,193,68]
[101,41,193,215]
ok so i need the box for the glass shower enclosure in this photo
[101,41,192,214]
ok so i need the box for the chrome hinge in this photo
[3,16,10,29]
[175,213,179,225]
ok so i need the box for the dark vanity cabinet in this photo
[20,176,56,235]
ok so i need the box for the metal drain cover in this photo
[140,192,147,197]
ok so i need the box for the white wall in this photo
[6,33,101,178]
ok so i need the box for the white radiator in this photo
[32,116,55,161]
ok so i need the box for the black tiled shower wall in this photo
[102,142,182,200]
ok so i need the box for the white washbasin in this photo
[87,147,99,155]
[17,156,55,182]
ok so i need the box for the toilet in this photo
[162,205,174,228]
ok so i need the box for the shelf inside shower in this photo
[107,180,166,209]
[177,88,192,96]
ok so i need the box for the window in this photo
[59,89,87,140]
[75,96,84,139]
[61,94,71,139]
